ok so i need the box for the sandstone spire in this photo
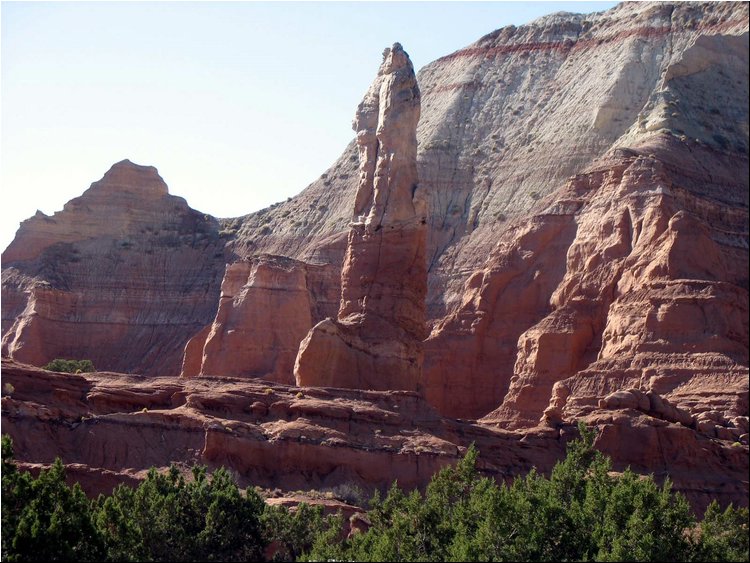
[294,43,427,391]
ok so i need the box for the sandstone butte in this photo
[1,1,748,516]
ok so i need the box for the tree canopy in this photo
[2,426,748,562]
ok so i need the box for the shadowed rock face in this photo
[1,1,748,517]
[295,44,428,392]
[1,160,227,375]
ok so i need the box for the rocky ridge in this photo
[1,1,748,514]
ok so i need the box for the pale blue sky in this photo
[1,1,617,252]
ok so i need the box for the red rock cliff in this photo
[180,255,338,384]
[295,43,427,392]
[2,160,226,375]
[1,1,747,516]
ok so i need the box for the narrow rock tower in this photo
[295,43,426,391]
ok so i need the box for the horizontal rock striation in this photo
[422,1,749,422]
[2,359,746,515]
[229,2,748,320]
[180,255,338,384]
[428,131,748,423]
[1,160,227,375]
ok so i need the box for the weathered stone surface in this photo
[230,2,748,322]
[2,160,226,375]
[1,1,748,519]
[483,134,748,429]
[2,359,746,515]
[3,161,168,264]
[180,255,315,384]
[219,2,749,431]
[295,43,427,392]
[424,10,748,420]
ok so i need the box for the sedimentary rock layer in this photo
[1,160,226,375]
[425,135,748,421]
[180,255,337,384]
[295,43,428,392]
[421,2,749,421]
[2,359,746,515]
[230,2,749,321]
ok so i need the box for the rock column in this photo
[295,43,426,391]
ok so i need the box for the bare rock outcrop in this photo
[229,2,748,323]
[3,359,747,515]
[1,160,226,375]
[422,2,748,422]
[483,132,748,429]
[180,255,334,384]
[295,43,427,392]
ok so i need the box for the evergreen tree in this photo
[262,502,331,561]
[2,437,104,562]
[695,501,749,562]
[303,423,738,563]
[94,465,267,561]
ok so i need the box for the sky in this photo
[1,1,618,252]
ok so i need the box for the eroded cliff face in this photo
[295,43,427,392]
[180,255,338,384]
[3,358,746,515]
[1,160,227,375]
[424,2,749,422]
[1,1,748,514]
[484,139,747,430]
[228,2,748,318]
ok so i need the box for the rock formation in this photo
[3,357,746,515]
[180,255,337,384]
[1,1,748,518]
[483,140,749,429]
[425,6,749,422]
[230,2,748,320]
[294,43,427,392]
[1,160,226,375]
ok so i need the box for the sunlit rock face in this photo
[295,43,428,392]
[1,1,748,518]
[419,2,750,421]
[180,255,324,385]
[1,160,227,375]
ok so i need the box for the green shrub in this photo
[696,500,749,562]
[2,430,749,562]
[2,437,267,562]
[262,502,332,562]
[94,465,267,562]
[42,359,95,374]
[305,423,748,563]
[1,435,105,562]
